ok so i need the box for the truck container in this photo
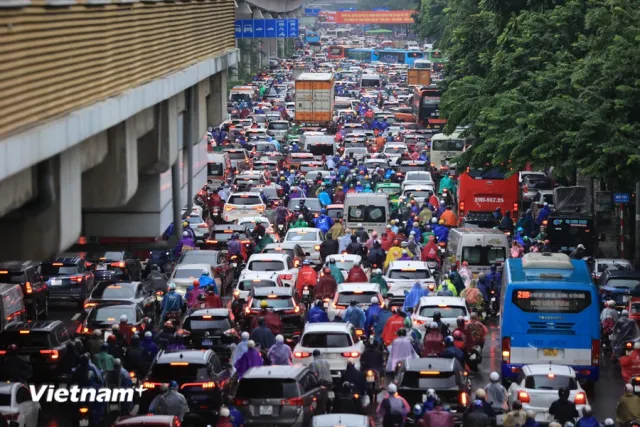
[407,69,431,86]
[295,73,335,125]
[293,66,309,81]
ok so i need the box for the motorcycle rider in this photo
[365,296,382,333]
[601,299,620,323]
[230,332,250,368]
[613,310,640,359]
[620,341,640,383]
[251,317,276,350]
[295,260,317,299]
[439,336,465,365]
[616,383,640,425]
[421,235,440,262]
[117,314,134,345]
[418,398,455,427]
[313,208,334,234]
[328,258,345,285]
[251,300,282,334]
[309,350,332,385]
[549,387,579,426]
[423,322,446,356]
[308,300,330,323]
[343,300,366,329]
[339,359,367,396]
[386,328,419,372]
[160,283,184,320]
[267,334,293,365]
[576,406,601,427]
[315,267,338,300]
[464,399,492,427]
[465,312,488,350]
[436,274,458,296]
[320,233,340,263]
[381,309,407,347]
[227,233,246,262]
[404,281,429,313]
[485,371,509,411]
[291,214,309,229]
[186,279,206,308]
[149,381,189,420]
[143,264,169,293]
[377,383,411,427]
[346,263,368,282]
[368,240,386,269]
[203,286,222,308]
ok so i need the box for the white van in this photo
[360,74,381,89]
[300,132,336,160]
[344,193,389,236]
[444,228,509,276]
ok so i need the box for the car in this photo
[383,261,436,298]
[507,364,588,423]
[324,254,364,281]
[518,171,546,184]
[283,228,325,265]
[312,414,369,427]
[591,258,632,281]
[262,243,307,268]
[222,148,251,171]
[169,263,215,295]
[140,350,223,421]
[287,198,323,217]
[0,382,41,427]
[113,415,180,427]
[40,255,95,308]
[397,161,430,179]
[184,215,210,244]
[79,303,146,338]
[521,174,553,204]
[242,253,298,287]
[396,357,470,418]
[401,184,435,205]
[382,143,407,161]
[204,224,252,252]
[233,172,267,191]
[0,321,73,382]
[325,204,344,221]
[411,296,470,335]
[83,281,157,318]
[363,158,390,169]
[531,189,554,219]
[342,147,368,162]
[292,322,365,380]
[328,282,383,322]
[182,308,239,363]
[251,159,280,175]
[401,170,434,190]
[177,250,234,295]
[223,192,266,223]
[234,271,285,302]
[0,261,49,320]
[85,251,143,282]
[254,184,286,209]
[234,365,329,427]
[598,269,640,310]
[244,286,305,340]
[237,216,272,232]
[267,120,290,141]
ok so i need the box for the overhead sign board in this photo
[234,19,299,38]
[319,10,414,24]
[614,193,630,203]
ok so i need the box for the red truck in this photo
[457,168,520,225]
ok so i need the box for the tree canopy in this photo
[358,0,420,11]
[414,0,640,186]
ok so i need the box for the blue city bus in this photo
[345,48,425,66]
[305,31,320,44]
[501,252,600,388]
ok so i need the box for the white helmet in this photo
[371,296,379,304]
[120,314,128,323]
[182,231,189,237]
[298,214,304,219]
[202,269,210,276]
[489,371,500,382]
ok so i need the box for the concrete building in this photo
[0,0,239,260]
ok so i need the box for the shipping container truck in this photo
[295,73,335,125]
[293,66,310,81]
[407,69,431,86]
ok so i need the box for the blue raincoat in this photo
[403,282,428,312]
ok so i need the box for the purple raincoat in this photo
[267,342,293,365]
[235,348,263,378]
[386,337,418,372]
[186,288,205,307]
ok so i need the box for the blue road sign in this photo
[287,19,298,38]
[305,8,320,16]
[253,19,265,38]
[241,20,254,38]
[264,19,276,38]
[614,193,630,203]
[276,19,287,38]
[234,21,242,38]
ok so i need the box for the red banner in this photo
[319,10,414,24]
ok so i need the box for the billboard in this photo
[319,10,414,24]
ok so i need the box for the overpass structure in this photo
[0,0,301,261]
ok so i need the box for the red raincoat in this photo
[346,265,368,283]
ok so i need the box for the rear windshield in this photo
[238,280,276,291]
[301,333,352,348]
[461,247,506,266]
[597,262,631,273]
[605,278,640,290]
[403,190,433,199]
[210,231,248,242]
[228,195,262,205]
[286,232,318,242]
[399,165,426,173]
[262,248,295,258]
[525,375,578,390]
[0,332,51,350]
[0,271,23,284]
[41,264,78,276]
[248,260,285,272]
[236,379,299,399]
[419,305,467,318]
[337,291,378,305]
[208,163,224,176]
[174,268,203,279]
[183,317,231,331]
[406,172,432,182]
[526,178,553,189]
[252,296,293,310]
[226,151,247,160]
[89,306,136,324]
[308,145,335,157]
[91,284,136,299]
[400,371,458,390]
[149,364,209,384]
[180,252,217,265]
[87,252,124,262]
[388,269,430,280]
[268,123,289,130]
[287,199,322,211]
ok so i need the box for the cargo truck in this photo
[295,73,335,125]
[407,69,431,86]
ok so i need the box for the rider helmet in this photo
[120,314,128,323]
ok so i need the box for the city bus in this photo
[305,31,320,44]
[327,45,359,60]
[457,168,520,224]
[345,48,425,66]
[501,252,600,388]
[429,130,472,173]
[425,49,445,72]
[412,85,443,127]
[413,59,432,70]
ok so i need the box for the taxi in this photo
[328,282,384,324]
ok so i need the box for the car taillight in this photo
[84,302,97,308]
[513,202,519,213]
[181,381,216,389]
[517,391,530,403]
[574,392,586,404]
[591,339,600,365]
[281,397,304,406]
[225,205,235,211]
[197,224,209,229]
[70,276,83,283]
[234,398,249,406]
[294,351,311,358]
[40,349,59,360]
[110,261,126,268]
[459,392,469,407]
[459,201,465,212]
[342,351,360,358]
[280,274,292,280]
[143,382,160,389]
[256,206,265,212]
[413,319,425,325]
[25,282,32,294]
[502,337,511,363]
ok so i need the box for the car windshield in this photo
[210,231,247,242]
[91,284,136,299]
[149,364,209,383]
[337,291,378,305]
[419,305,467,318]
[286,232,318,242]
[268,123,289,130]
[238,280,276,291]
[0,331,51,350]
[605,278,640,290]
[287,199,322,212]
[236,379,300,399]
[183,316,231,331]
[251,297,293,309]
[403,190,433,199]
[461,247,506,266]
[186,217,204,225]
[406,173,432,182]
[399,165,426,173]
[89,306,136,324]
[301,333,352,348]
[228,195,262,205]
[248,260,285,272]
[524,375,578,390]
[328,261,356,270]
[174,268,204,279]
[41,264,78,276]
[377,186,400,195]
[226,151,247,160]
[388,269,430,279]
[180,252,218,265]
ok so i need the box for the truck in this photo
[293,66,309,81]
[545,186,597,255]
[295,73,335,125]
[457,168,520,226]
[407,69,431,86]
[228,86,255,103]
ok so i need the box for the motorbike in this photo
[163,310,182,328]
[466,345,483,371]
[301,285,314,310]
[276,221,288,239]
[211,206,222,224]
[230,255,243,280]
[486,289,500,317]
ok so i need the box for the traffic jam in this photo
[0,23,632,427]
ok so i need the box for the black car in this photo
[183,308,240,363]
[204,224,253,253]
[0,261,49,320]
[396,357,470,422]
[86,251,143,281]
[598,270,640,310]
[79,303,146,337]
[0,320,73,382]
[140,350,224,422]
[244,286,305,340]
[83,281,157,319]
[41,255,95,308]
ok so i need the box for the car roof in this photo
[248,253,289,262]
[174,263,211,270]
[387,261,430,269]
[0,382,17,394]
[243,365,307,379]
[251,286,294,297]
[312,414,369,427]
[0,260,40,270]
[326,254,361,263]
[156,350,213,364]
[263,243,302,251]
[115,415,176,427]
[228,192,262,198]
[418,296,466,307]
[404,357,458,372]
[302,322,353,334]
[523,364,575,376]
[5,320,63,332]
[187,308,230,318]
[336,283,381,293]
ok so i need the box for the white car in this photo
[292,322,365,380]
[236,216,276,238]
[382,144,407,162]
[507,364,588,423]
[384,261,436,298]
[401,184,435,205]
[0,382,41,427]
[234,271,284,302]
[283,228,324,265]
[401,171,434,191]
[411,296,469,335]
[324,254,363,281]
[169,263,215,295]
[242,253,298,287]
[328,282,384,322]
[223,192,266,222]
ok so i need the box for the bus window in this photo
[432,139,465,151]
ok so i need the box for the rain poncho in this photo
[613,316,640,357]
[369,272,388,296]
[198,273,216,293]
[403,282,428,312]
[149,390,190,420]
[384,246,403,269]
[329,264,345,284]
[230,338,249,366]
[601,307,620,323]
[365,303,382,332]
[343,306,366,328]
[423,330,445,355]
[268,342,293,365]
[251,326,276,350]
[485,382,509,411]
[310,358,332,383]
[346,265,368,282]
[186,286,205,307]
[374,309,393,343]
[461,281,483,309]
[235,348,263,378]
[386,336,418,371]
[338,234,352,253]
[458,266,472,288]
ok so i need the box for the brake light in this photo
[110,262,126,268]
[513,202,519,213]
[413,319,425,325]
[206,240,218,244]
[197,224,209,229]
[84,302,97,308]
[294,351,311,358]
[280,274,292,280]
[25,282,32,294]
[225,206,235,211]
[294,305,300,314]
[517,391,530,403]
[459,392,468,407]
[574,392,586,405]
[0,350,6,355]
[40,349,59,360]
[459,201,465,212]
[70,275,83,283]
[143,382,160,389]
[256,206,265,212]
[281,397,304,406]
[181,382,216,389]
[502,337,511,363]
[342,351,360,358]
[234,398,249,406]
[591,339,600,365]
[314,245,321,251]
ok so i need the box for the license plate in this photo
[624,296,632,303]
[109,404,119,411]
[96,265,107,271]
[202,339,213,346]
[50,279,62,286]
[490,297,496,302]
[303,290,309,295]
[543,349,558,356]
[232,263,238,267]
[79,420,89,427]
[259,405,273,415]
[635,386,640,393]
[328,391,335,399]
[323,302,329,308]
[366,375,375,382]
